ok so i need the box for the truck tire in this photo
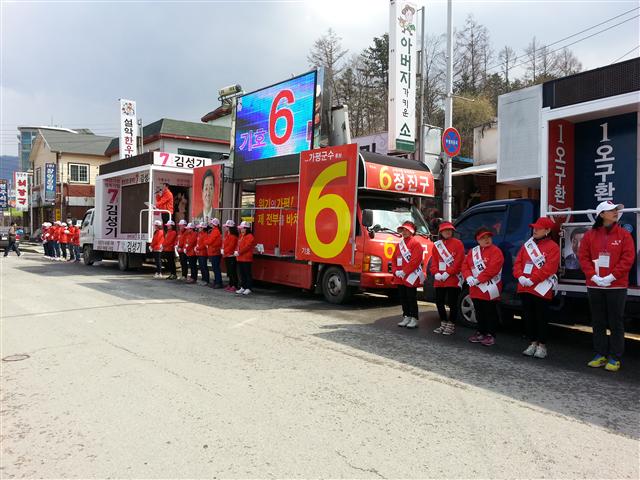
[117,252,129,271]
[322,266,352,304]
[83,244,95,266]
[457,287,478,328]
[128,253,144,270]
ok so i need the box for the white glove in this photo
[591,275,605,287]
[434,273,442,282]
[466,276,478,287]
[233,250,239,257]
[220,249,224,255]
[395,270,406,279]
[440,272,450,282]
[600,274,616,287]
[518,276,534,287]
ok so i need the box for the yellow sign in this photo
[55,209,61,221]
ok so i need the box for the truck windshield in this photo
[360,199,430,235]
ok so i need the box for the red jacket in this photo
[223,234,238,258]
[206,229,223,257]
[60,227,69,243]
[195,231,208,256]
[163,229,177,251]
[151,229,164,252]
[513,237,560,299]
[176,230,186,254]
[70,226,80,246]
[52,226,60,241]
[184,230,198,257]
[578,223,636,288]
[429,237,465,288]
[237,233,255,262]
[155,188,174,214]
[462,244,504,301]
[391,235,425,287]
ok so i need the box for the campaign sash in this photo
[471,246,501,299]
[399,239,425,286]
[524,237,558,296]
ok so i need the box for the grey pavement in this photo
[1,253,639,478]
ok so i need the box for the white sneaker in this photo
[522,343,537,356]
[533,345,547,359]
[153,273,160,278]
[235,288,245,294]
[242,289,252,295]
[433,322,446,334]
[442,322,456,335]
[406,317,419,329]
[398,316,410,327]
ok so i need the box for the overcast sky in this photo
[1,0,639,156]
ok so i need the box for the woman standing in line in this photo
[163,220,178,280]
[579,201,636,372]
[393,221,425,329]
[184,223,199,284]
[151,219,165,278]
[196,223,210,286]
[222,220,240,292]
[176,220,188,281]
[235,221,256,295]
[207,218,224,289]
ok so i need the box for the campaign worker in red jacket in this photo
[462,227,504,346]
[430,221,465,335]
[223,220,240,292]
[184,223,199,283]
[207,218,224,289]
[578,201,636,372]
[235,221,256,295]
[155,183,174,226]
[393,221,425,329]
[162,220,178,280]
[176,220,188,281]
[513,217,560,359]
[150,219,165,278]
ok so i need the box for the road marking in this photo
[229,317,257,329]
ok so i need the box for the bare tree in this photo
[555,47,582,76]
[454,14,492,94]
[308,28,348,101]
[421,34,446,124]
[497,45,517,87]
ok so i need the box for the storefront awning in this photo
[451,163,497,177]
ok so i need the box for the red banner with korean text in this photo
[254,182,298,255]
[191,164,222,223]
[364,162,434,197]
[296,144,358,264]
[547,120,575,225]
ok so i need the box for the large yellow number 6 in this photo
[379,166,392,190]
[305,161,351,259]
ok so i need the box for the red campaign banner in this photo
[364,163,434,197]
[254,182,298,255]
[191,164,222,223]
[296,144,358,264]
[547,120,575,224]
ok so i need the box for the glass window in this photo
[359,198,430,235]
[69,164,89,183]
[455,209,506,241]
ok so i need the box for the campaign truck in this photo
[432,59,639,328]
[80,151,215,270]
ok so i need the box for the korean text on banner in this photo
[44,163,56,203]
[296,144,358,265]
[0,179,8,209]
[191,164,222,224]
[365,163,434,197]
[254,182,298,255]
[119,99,138,159]
[388,0,417,153]
[14,172,29,211]
[547,120,575,224]
[103,178,121,239]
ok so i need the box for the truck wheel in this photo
[117,252,129,271]
[457,288,478,328]
[83,245,94,266]
[128,254,144,270]
[322,266,352,304]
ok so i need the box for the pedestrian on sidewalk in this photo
[3,222,21,257]
[184,223,199,284]
[463,227,504,347]
[513,217,560,359]
[52,221,62,260]
[196,222,210,286]
[430,221,464,335]
[72,220,81,262]
[163,220,178,280]
[176,220,188,281]
[151,219,165,278]
[579,201,636,372]
[393,221,425,329]
[59,221,69,260]
[65,221,75,261]
[207,218,223,288]
[222,220,239,292]
[235,221,255,295]
[41,222,52,258]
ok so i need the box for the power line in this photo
[611,45,640,64]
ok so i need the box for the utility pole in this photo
[418,6,426,167]
[443,0,454,222]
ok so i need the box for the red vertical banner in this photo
[254,182,298,255]
[191,164,222,223]
[547,120,575,224]
[296,144,358,264]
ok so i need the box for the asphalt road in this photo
[2,252,639,478]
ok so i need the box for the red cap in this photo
[475,228,493,240]
[397,221,416,235]
[438,222,456,233]
[529,217,555,230]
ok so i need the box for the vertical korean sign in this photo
[0,179,7,209]
[547,120,575,224]
[119,99,138,159]
[388,0,417,153]
[103,178,121,239]
[296,144,358,265]
[14,172,29,211]
[44,163,57,203]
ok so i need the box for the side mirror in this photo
[362,209,373,228]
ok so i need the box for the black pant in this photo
[164,251,176,275]
[238,261,253,290]
[472,299,498,336]
[398,285,419,318]
[4,239,20,256]
[44,242,52,257]
[435,287,461,323]
[60,242,67,259]
[521,293,550,343]
[179,252,188,278]
[225,256,239,288]
[188,255,198,280]
[587,288,627,359]
[198,256,210,283]
[154,251,162,273]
